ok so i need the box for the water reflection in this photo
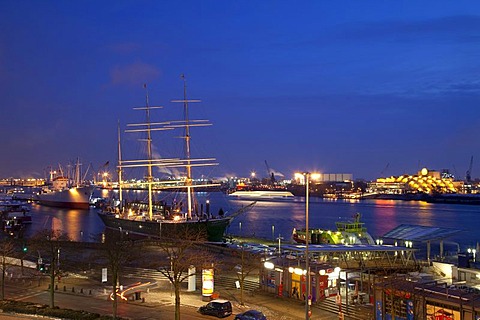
[371,200,398,236]
[18,192,480,249]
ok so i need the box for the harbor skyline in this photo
[2,1,480,180]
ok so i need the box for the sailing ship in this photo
[292,213,375,245]
[97,77,252,242]
[36,159,94,209]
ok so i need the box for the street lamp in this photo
[276,234,284,256]
[304,172,311,320]
[468,248,477,262]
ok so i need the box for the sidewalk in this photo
[5,271,360,319]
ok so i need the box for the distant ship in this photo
[36,160,94,210]
[229,190,294,199]
[292,213,375,245]
[97,78,253,242]
[228,175,294,200]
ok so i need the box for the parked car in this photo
[234,310,267,320]
[198,299,233,318]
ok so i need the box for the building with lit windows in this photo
[365,168,460,199]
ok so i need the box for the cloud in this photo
[110,62,160,87]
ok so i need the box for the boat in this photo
[228,177,294,199]
[0,200,32,237]
[0,199,31,215]
[292,213,375,245]
[97,77,253,242]
[36,160,94,209]
[228,190,294,199]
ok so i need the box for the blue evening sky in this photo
[1,1,480,181]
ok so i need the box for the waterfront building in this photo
[366,167,458,196]
[373,264,480,320]
[260,244,417,305]
[0,178,45,187]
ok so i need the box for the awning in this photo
[382,224,461,242]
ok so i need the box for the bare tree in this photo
[157,229,213,320]
[98,230,139,320]
[231,244,262,305]
[0,239,15,300]
[31,229,70,308]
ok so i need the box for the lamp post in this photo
[468,248,477,262]
[304,172,311,320]
[277,234,283,256]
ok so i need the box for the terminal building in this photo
[257,225,480,319]
[366,168,460,197]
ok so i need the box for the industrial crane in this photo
[380,163,389,177]
[264,160,276,184]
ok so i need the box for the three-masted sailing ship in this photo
[97,77,249,242]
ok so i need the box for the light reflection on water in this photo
[24,203,104,242]
[22,191,480,249]
[226,195,480,249]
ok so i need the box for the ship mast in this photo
[117,120,123,213]
[75,158,81,187]
[123,85,179,221]
[119,80,217,221]
[172,75,200,219]
[182,75,193,218]
[144,84,154,219]
[170,75,219,219]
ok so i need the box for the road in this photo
[3,279,220,320]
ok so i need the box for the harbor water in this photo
[20,190,480,253]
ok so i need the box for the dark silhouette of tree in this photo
[98,230,140,320]
[157,229,213,320]
[230,243,262,305]
[0,239,15,300]
[31,229,69,308]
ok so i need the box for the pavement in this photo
[1,268,370,320]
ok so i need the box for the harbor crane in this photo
[380,163,390,177]
[264,160,276,184]
[466,156,474,183]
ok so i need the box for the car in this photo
[198,299,233,318]
[234,310,267,320]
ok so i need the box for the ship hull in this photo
[97,212,232,242]
[37,186,93,210]
[229,190,294,199]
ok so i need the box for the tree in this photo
[31,229,70,308]
[231,243,262,305]
[98,230,139,320]
[0,239,15,300]
[157,229,213,320]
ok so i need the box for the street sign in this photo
[102,268,107,283]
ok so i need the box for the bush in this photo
[0,300,125,319]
